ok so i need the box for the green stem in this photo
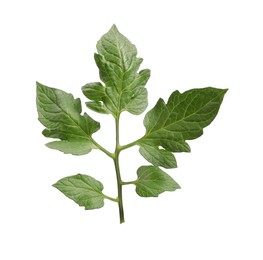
[114,116,125,224]
[92,114,140,223]
[91,137,114,158]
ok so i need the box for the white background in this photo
[1,0,263,259]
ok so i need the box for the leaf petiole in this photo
[119,138,142,151]
[121,180,137,185]
[90,137,115,158]
[103,194,119,202]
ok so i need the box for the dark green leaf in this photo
[135,166,180,197]
[53,174,106,210]
[36,82,100,155]
[138,87,227,155]
[82,25,151,117]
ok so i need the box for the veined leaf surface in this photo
[36,82,100,155]
[135,166,180,197]
[53,174,106,210]
[137,87,227,166]
[82,25,150,117]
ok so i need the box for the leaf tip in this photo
[207,86,228,94]
[52,182,58,189]
[111,24,118,31]
[109,24,121,36]
[36,81,43,90]
[176,184,181,190]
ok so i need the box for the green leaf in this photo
[139,144,177,169]
[125,87,148,115]
[46,141,97,155]
[85,101,110,114]
[82,82,106,101]
[82,25,151,117]
[138,87,227,158]
[36,82,100,155]
[135,166,180,197]
[53,174,106,210]
[82,82,109,114]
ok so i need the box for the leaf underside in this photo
[53,174,106,210]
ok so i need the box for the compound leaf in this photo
[36,25,228,223]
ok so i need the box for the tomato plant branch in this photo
[36,25,227,224]
[113,115,125,223]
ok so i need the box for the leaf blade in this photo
[53,174,106,210]
[46,140,97,155]
[85,101,110,114]
[139,87,227,154]
[36,82,100,155]
[135,166,180,197]
[125,87,148,115]
[139,144,177,169]
[82,25,150,116]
